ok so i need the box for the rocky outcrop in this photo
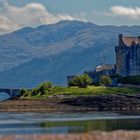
[62,94,140,111]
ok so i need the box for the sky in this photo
[0,0,140,34]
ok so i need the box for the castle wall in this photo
[115,46,129,76]
[137,48,140,74]
[128,45,140,75]
[115,34,140,76]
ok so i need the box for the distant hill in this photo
[0,20,140,87]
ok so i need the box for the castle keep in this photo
[115,34,140,76]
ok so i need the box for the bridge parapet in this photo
[0,88,32,99]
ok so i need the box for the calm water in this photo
[0,94,140,135]
[0,93,9,101]
[0,112,140,135]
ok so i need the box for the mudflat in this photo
[0,98,91,112]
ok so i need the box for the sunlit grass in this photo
[23,86,140,99]
[54,86,139,96]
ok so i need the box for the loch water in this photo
[0,94,140,135]
[0,112,140,135]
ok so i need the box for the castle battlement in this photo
[115,34,140,76]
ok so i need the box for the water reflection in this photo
[0,92,9,101]
[39,119,140,133]
[0,112,140,135]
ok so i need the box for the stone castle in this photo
[115,34,140,76]
[67,34,140,86]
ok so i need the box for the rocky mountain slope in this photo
[0,21,140,87]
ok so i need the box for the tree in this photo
[100,75,112,86]
[31,88,39,96]
[38,82,53,95]
[20,88,29,97]
[70,74,92,88]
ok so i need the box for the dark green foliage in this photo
[20,89,26,96]
[111,74,121,79]
[100,75,112,86]
[20,88,29,97]
[69,74,93,88]
[118,75,140,85]
[31,88,39,96]
[27,82,54,96]
[38,82,53,95]
[21,82,54,97]
[93,82,101,86]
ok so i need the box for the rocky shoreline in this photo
[62,94,140,111]
[1,131,140,140]
[0,94,140,112]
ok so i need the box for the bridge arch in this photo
[0,89,21,99]
[0,92,10,100]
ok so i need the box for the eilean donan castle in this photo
[115,34,140,76]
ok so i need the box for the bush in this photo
[118,75,140,85]
[100,75,112,86]
[38,82,53,95]
[31,88,39,96]
[93,82,101,86]
[20,81,56,97]
[69,74,93,88]
[110,74,121,79]
[20,88,29,97]
[29,82,53,96]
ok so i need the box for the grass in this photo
[54,86,140,95]
[23,86,140,99]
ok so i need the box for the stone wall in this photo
[115,34,140,76]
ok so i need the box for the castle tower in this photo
[115,34,140,76]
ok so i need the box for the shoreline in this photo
[0,94,140,112]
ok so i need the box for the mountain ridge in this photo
[0,20,140,87]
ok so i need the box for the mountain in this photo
[0,20,140,87]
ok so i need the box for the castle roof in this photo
[95,64,114,72]
[122,36,140,46]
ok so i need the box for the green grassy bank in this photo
[21,85,140,99]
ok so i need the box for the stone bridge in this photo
[0,88,21,99]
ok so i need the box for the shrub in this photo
[110,74,122,79]
[118,75,140,85]
[20,81,55,97]
[38,82,53,95]
[22,82,54,97]
[20,88,29,97]
[93,82,101,86]
[70,74,93,88]
[31,88,39,96]
[100,75,112,86]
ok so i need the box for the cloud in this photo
[0,0,85,34]
[110,6,140,19]
[92,5,140,22]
